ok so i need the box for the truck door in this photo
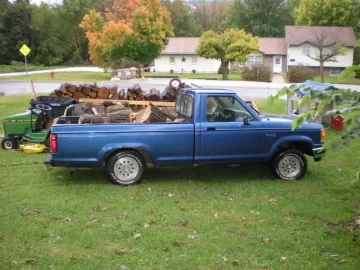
[196,95,264,163]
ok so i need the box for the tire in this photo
[1,137,18,150]
[271,149,307,180]
[106,151,145,185]
[169,78,181,88]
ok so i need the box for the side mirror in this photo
[244,116,250,125]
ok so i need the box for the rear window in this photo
[175,94,193,118]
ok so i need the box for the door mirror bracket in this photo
[244,116,250,125]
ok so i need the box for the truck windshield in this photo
[175,94,193,118]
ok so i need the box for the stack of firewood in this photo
[127,84,147,101]
[48,80,191,104]
[49,83,126,102]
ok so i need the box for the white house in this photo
[285,26,357,75]
[154,26,356,75]
[153,37,221,73]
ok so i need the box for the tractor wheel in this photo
[169,78,181,89]
[1,137,18,150]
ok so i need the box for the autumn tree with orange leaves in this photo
[80,0,173,69]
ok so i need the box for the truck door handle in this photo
[207,127,216,131]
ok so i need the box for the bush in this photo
[242,65,272,82]
[218,65,223,74]
[287,66,316,83]
[355,69,360,79]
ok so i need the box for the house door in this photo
[273,55,282,73]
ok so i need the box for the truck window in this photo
[175,94,193,118]
[207,96,253,122]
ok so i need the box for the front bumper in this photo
[312,147,327,161]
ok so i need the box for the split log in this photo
[148,94,161,101]
[79,114,104,124]
[68,85,77,93]
[73,91,87,103]
[108,110,132,123]
[98,87,110,99]
[109,88,117,96]
[89,91,97,98]
[60,87,67,94]
[107,103,126,113]
[135,103,170,123]
[160,107,178,121]
[82,87,91,95]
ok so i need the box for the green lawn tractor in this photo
[1,96,73,152]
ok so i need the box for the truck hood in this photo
[260,114,323,130]
[260,114,296,121]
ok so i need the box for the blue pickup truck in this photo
[45,89,326,185]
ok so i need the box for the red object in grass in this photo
[331,115,344,131]
[50,71,55,79]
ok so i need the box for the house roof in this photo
[163,37,287,55]
[259,38,287,55]
[162,37,200,55]
[285,26,357,46]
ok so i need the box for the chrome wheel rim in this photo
[114,156,139,182]
[278,156,301,178]
[171,80,180,88]
[4,140,13,150]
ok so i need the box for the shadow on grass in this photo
[57,163,274,186]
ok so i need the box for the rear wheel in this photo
[106,151,145,185]
[1,137,18,150]
[271,149,307,180]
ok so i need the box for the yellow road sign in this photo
[19,44,31,56]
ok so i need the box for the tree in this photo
[196,28,258,80]
[227,0,297,37]
[303,31,346,83]
[57,0,106,64]
[294,0,353,26]
[193,0,230,33]
[162,0,200,37]
[80,0,173,70]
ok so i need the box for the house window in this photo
[330,68,339,76]
[191,56,197,65]
[170,57,175,65]
[302,45,311,56]
[247,55,262,66]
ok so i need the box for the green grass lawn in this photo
[0,96,359,269]
[0,64,68,74]
[143,72,242,80]
[1,72,241,82]
[0,72,113,82]
[314,76,360,85]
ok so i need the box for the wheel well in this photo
[274,141,312,157]
[104,148,153,165]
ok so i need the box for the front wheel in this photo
[1,137,18,150]
[271,149,307,180]
[106,151,145,185]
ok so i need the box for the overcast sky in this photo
[29,0,62,5]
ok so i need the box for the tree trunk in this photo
[138,62,142,78]
[221,61,229,80]
[320,61,324,83]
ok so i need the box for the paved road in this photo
[0,78,287,99]
[1,78,359,99]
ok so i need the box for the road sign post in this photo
[19,44,31,76]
